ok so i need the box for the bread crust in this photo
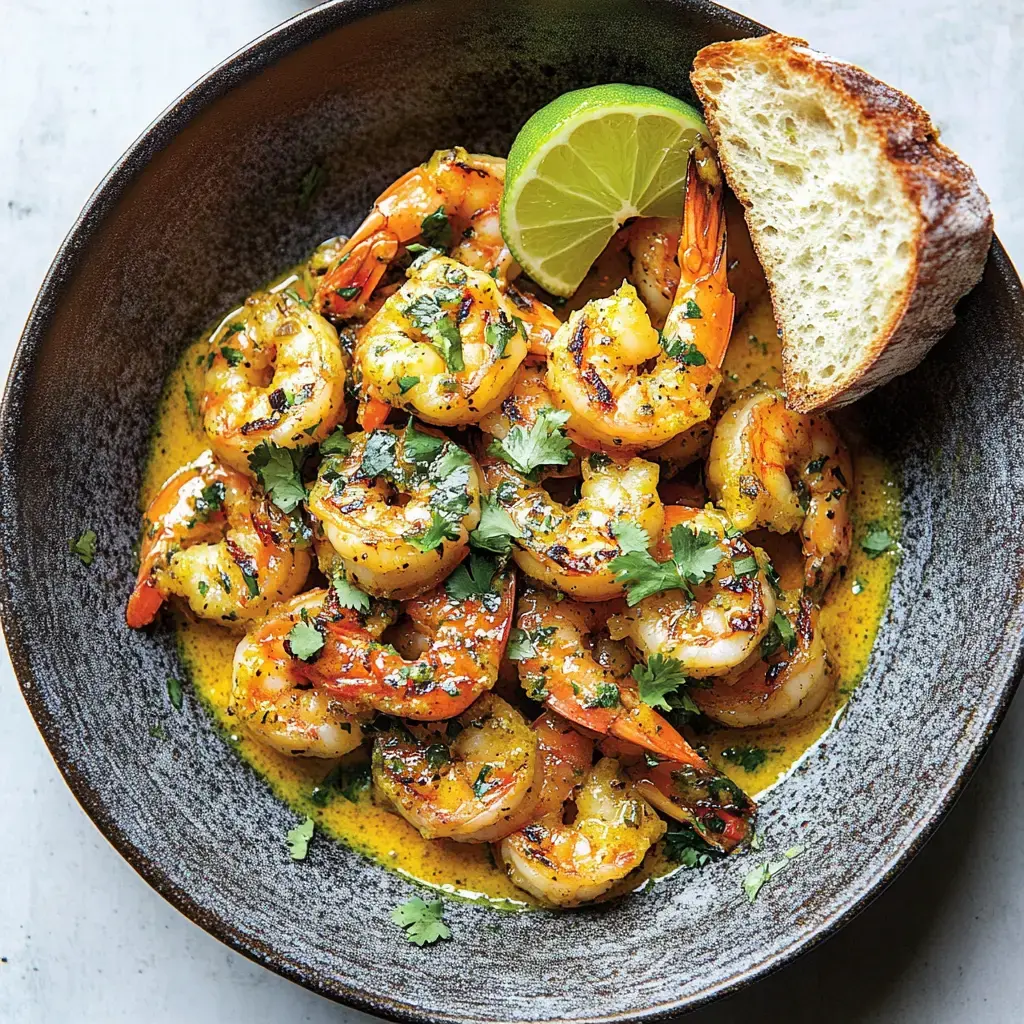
[691,34,993,412]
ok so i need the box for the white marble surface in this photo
[1,1,1022,1021]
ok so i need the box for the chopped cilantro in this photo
[671,525,726,585]
[419,207,452,249]
[445,553,499,604]
[398,375,421,394]
[721,745,768,772]
[760,611,797,659]
[167,676,183,711]
[683,299,702,319]
[484,314,517,359]
[731,555,758,577]
[742,844,805,903]
[220,346,244,366]
[861,527,894,558]
[241,570,260,598]
[311,762,371,806]
[632,654,688,711]
[507,625,556,661]
[583,682,621,709]
[660,333,708,365]
[330,571,371,612]
[357,429,399,480]
[68,529,97,566]
[472,764,497,798]
[403,418,446,466]
[183,381,199,421]
[247,442,307,513]
[851,578,865,595]
[487,407,573,480]
[335,285,361,301]
[320,428,353,457]
[470,495,521,556]
[409,511,460,552]
[286,816,315,860]
[391,895,452,946]
[287,620,325,661]
[663,823,722,869]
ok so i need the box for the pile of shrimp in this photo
[127,145,852,908]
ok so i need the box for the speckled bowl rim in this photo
[2,1,1023,1021]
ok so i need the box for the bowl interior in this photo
[3,1,1024,1021]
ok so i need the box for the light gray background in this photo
[1,1,1021,1021]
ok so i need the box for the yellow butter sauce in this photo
[140,248,898,909]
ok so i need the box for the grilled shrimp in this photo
[126,451,311,630]
[230,590,368,757]
[297,568,515,720]
[355,255,529,427]
[314,148,561,349]
[483,453,664,601]
[514,588,708,766]
[707,389,852,596]
[693,595,832,727]
[477,366,582,478]
[201,291,346,473]
[499,756,665,907]
[608,506,776,677]
[373,694,541,842]
[545,156,735,451]
[307,422,482,600]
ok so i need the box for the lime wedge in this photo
[501,84,709,296]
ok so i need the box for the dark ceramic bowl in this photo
[3,1,1023,1020]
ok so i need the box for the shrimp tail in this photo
[316,229,399,317]
[679,152,727,284]
[126,573,164,628]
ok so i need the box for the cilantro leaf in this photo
[311,762,371,806]
[610,548,682,605]
[663,823,722,869]
[287,621,325,661]
[192,482,226,522]
[403,418,447,467]
[409,511,461,552]
[611,521,650,555]
[507,625,556,661]
[583,682,621,708]
[419,207,452,250]
[631,654,689,711]
[445,553,498,604]
[330,571,371,612]
[487,407,573,480]
[391,895,452,946]
[247,442,307,513]
[861,527,894,558]
[427,314,464,371]
[660,333,707,365]
[760,611,797,659]
[357,430,399,480]
[398,375,420,394]
[683,299,702,319]
[670,525,725,585]
[484,314,517,359]
[721,745,769,772]
[68,529,97,566]
[320,428,353,457]
[742,844,805,903]
[167,676,184,711]
[286,816,315,860]
[470,494,522,555]
[220,346,244,366]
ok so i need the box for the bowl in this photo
[3,1,1023,1020]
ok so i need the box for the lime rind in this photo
[502,85,708,296]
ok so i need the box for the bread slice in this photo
[691,34,993,411]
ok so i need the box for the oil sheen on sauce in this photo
[141,257,900,910]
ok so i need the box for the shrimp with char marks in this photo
[201,291,346,473]
[545,155,735,451]
[372,694,541,842]
[127,451,311,630]
[707,389,852,596]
